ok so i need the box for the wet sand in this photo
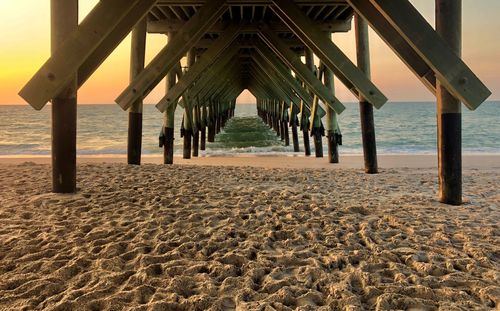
[0,158,499,310]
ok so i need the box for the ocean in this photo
[0,102,499,156]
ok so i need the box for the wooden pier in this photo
[19,0,491,205]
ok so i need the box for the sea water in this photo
[0,102,499,156]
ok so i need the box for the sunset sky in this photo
[0,0,498,106]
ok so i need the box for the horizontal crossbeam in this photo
[148,19,352,34]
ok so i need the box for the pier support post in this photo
[200,126,207,150]
[323,60,340,163]
[51,0,78,193]
[192,105,200,157]
[200,104,207,150]
[290,107,300,152]
[162,34,177,165]
[163,69,176,165]
[208,104,216,142]
[282,102,290,146]
[182,49,196,160]
[305,49,323,158]
[436,0,462,205]
[127,18,146,165]
[355,15,378,174]
[182,126,192,159]
[216,103,222,134]
[283,120,290,146]
[302,115,311,156]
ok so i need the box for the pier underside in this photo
[19,0,491,205]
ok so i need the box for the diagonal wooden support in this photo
[116,0,228,111]
[270,0,387,109]
[347,0,436,94]
[252,41,319,114]
[19,0,155,110]
[368,0,491,110]
[251,55,303,107]
[258,26,346,114]
[185,47,241,100]
[208,77,241,104]
[249,64,298,108]
[156,23,243,112]
[181,57,240,109]
[78,0,158,87]
[250,51,321,117]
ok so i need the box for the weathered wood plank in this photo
[127,18,147,166]
[347,0,436,94]
[370,0,491,110]
[148,19,352,34]
[252,44,322,116]
[51,0,78,193]
[355,14,378,174]
[19,0,147,110]
[270,0,387,108]
[117,0,228,110]
[157,0,347,4]
[157,24,243,111]
[78,0,157,88]
[258,26,346,114]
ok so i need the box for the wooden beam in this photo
[19,0,150,110]
[127,18,147,166]
[157,24,243,111]
[270,0,388,109]
[323,59,340,163]
[436,0,462,205]
[199,67,241,103]
[249,63,301,110]
[251,53,308,114]
[258,26,346,114]
[116,0,228,111]
[346,0,436,94]
[194,37,306,50]
[356,14,378,174]
[175,56,240,109]
[147,19,352,34]
[50,0,78,193]
[78,0,157,87]
[369,0,491,110]
[252,43,322,116]
[156,0,347,4]
[179,47,241,107]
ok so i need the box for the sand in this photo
[0,159,499,310]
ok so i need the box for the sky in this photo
[0,0,499,107]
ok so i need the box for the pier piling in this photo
[436,0,462,205]
[127,18,146,166]
[355,14,378,174]
[19,1,490,201]
[51,0,78,193]
[162,33,178,165]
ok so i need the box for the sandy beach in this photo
[0,156,499,310]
